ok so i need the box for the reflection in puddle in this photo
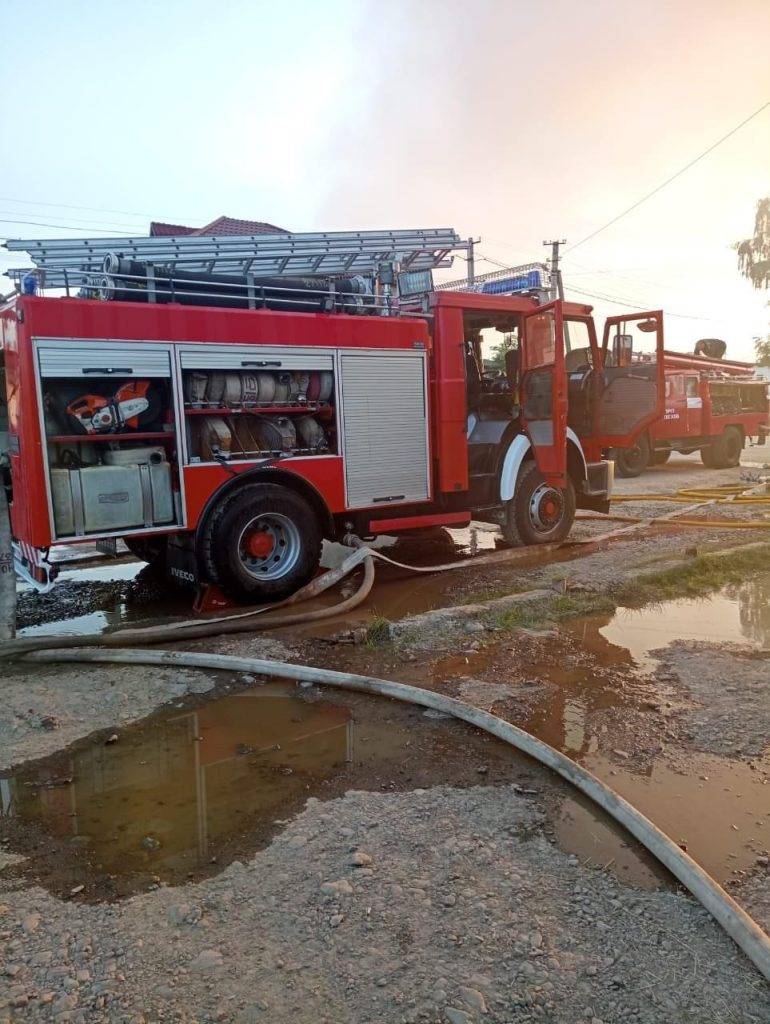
[428,574,770,887]
[600,572,770,670]
[55,561,143,585]
[1,687,353,891]
[20,610,118,638]
[1,683,563,898]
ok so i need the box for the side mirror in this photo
[612,333,633,367]
[505,347,520,387]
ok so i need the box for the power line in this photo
[0,195,156,219]
[567,100,770,253]
[0,217,139,235]
[564,283,725,322]
[0,211,149,232]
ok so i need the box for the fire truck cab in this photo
[0,287,664,603]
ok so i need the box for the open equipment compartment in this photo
[35,339,183,540]
[177,343,337,465]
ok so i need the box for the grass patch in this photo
[365,615,392,647]
[615,542,770,606]
[491,592,616,632]
[490,542,770,634]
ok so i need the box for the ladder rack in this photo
[5,227,470,290]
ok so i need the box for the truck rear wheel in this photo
[701,426,742,470]
[502,460,576,547]
[202,483,322,603]
[613,433,650,477]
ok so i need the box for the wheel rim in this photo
[237,513,302,581]
[528,483,566,534]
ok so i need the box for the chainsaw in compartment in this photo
[40,375,178,541]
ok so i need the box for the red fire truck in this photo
[611,346,769,477]
[0,228,664,603]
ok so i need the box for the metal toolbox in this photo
[50,461,174,537]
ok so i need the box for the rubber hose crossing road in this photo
[23,646,770,984]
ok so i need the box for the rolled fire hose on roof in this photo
[21,645,770,983]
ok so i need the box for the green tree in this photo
[736,198,770,289]
[486,333,517,371]
[754,336,770,367]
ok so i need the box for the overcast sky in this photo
[1,0,769,359]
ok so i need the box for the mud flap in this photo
[166,534,200,590]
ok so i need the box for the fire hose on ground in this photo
[18,644,770,984]
[2,497,770,981]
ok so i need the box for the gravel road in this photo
[2,784,768,1024]
[2,451,769,1023]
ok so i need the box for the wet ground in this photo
[7,574,767,906]
[302,571,770,895]
[2,679,598,900]
[7,453,770,909]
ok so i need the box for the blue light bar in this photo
[480,269,542,295]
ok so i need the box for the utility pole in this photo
[466,237,480,287]
[543,239,566,301]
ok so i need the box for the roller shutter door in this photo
[36,340,171,378]
[340,351,429,509]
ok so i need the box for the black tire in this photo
[703,426,743,470]
[650,449,671,466]
[201,483,322,603]
[124,536,168,566]
[502,460,576,547]
[613,433,651,478]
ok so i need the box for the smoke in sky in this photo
[314,0,770,356]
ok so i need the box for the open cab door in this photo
[520,301,568,487]
[597,311,665,448]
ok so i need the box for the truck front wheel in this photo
[613,433,650,477]
[202,483,322,603]
[701,426,742,470]
[502,461,576,547]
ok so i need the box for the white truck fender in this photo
[500,429,588,503]
[500,434,532,502]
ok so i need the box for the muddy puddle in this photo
[599,572,770,670]
[17,523,573,638]
[558,751,770,886]
[420,573,770,887]
[5,680,634,900]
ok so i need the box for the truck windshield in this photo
[462,312,519,375]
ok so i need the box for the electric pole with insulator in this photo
[543,239,566,301]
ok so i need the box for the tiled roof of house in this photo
[148,221,196,237]
[150,216,288,237]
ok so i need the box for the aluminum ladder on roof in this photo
[4,227,470,290]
